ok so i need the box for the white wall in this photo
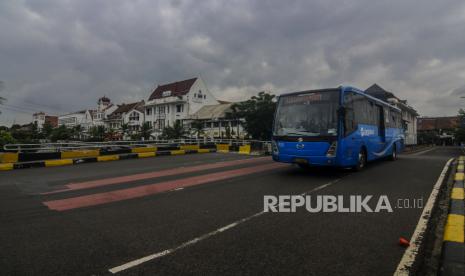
[187,78,219,115]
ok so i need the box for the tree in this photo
[89,125,106,141]
[121,123,129,140]
[50,125,72,142]
[229,91,276,140]
[140,122,152,140]
[41,121,54,139]
[162,120,185,139]
[455,109,465,144]
[10,124,33,142]
[190,120,204,138]
[31,122,43,140]
[0,130,16,149]
[72,125,83,140]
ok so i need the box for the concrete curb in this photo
[440,156,465,276]
[0,149,217,171]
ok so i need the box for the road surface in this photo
[0,147,459,275]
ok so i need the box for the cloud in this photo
[1,0,465,125]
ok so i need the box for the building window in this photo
[176,104,184,113]
[159,106,165,114]
[129,112,140,121]
[146,108,152,115]
[203,95,206,99]
[162,91,172,97]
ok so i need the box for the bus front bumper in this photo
[273,154,337,166]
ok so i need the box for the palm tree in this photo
[121,123,129,140]
[190,121,204,138]
[73,125,83,140]
[162,120,185,139]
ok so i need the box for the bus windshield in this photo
[273,90,340,137]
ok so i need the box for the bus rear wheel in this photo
[389,145,398,161]
[354,149,367,171]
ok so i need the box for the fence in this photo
[3,138,271,154]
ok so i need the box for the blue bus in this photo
[272,86,404,170]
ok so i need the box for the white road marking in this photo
[411,147,437,156]
[394,158,454,276]
[108,178,342,274]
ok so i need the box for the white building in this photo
[365,84,419,145]
[144,77,219,137]
[186,103,247,138]
[32,112,58,130]
[58,110,93,130]
[58,96,117,134]
[104,101,145,139]
[92,96,117,126]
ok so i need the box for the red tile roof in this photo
[148,78,197,100]
[418,116,460,131]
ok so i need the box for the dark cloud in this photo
[1,0,465,124]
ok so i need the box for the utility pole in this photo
[0,81,6,115]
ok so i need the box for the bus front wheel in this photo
[354,149,367,171]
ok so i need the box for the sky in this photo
[1,0,465,126]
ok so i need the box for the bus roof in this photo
[278,86,401,113]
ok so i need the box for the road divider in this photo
[0,148,217,171]
[45,159,74,167]
[0,141,269,171]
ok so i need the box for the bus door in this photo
[377,105,386,143]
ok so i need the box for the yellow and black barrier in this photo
[440,156,465,275]
[0,142,265,171]
[0,148,217,171]
[216,143,253,155]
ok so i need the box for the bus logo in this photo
[298,138,303,142]
[296,144,305,149]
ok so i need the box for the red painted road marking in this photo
[43,162,286,211]
[41,157,270,195]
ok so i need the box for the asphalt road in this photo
[0,147,459,276]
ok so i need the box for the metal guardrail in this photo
[3,139,271,153]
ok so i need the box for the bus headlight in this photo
[272,140,279,154]
[326,141,337,157]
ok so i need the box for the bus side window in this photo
[384,108,390,127]
[343,93,356,135]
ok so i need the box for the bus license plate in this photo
[294,158,308,164]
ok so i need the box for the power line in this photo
[4,94,69,113]
[0,105,35,115]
